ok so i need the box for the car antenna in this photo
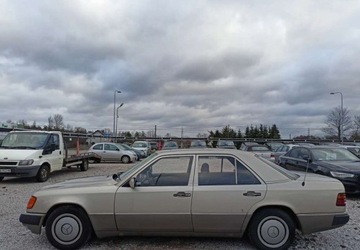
[302,155,310,187]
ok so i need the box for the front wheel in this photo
[36,165,50,182]
[45,205,93,250]
[121,155,130,164]
[248,208,295,250]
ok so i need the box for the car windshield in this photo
[219,140,234,146]
[191,140,206,147]
[118,153,157,181]
[132,142,147,148]
[0,132,48,149]
[164,142,177,147]
[312,148,360,161]
[250,146,270,152]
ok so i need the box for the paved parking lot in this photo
[1,162,360,250]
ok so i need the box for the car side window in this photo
[198,156,236,185]
[288,148,301,158]
[236,160,261,185]
[105,144,119,151]
[93,144,103,150]
[136,156,193,187]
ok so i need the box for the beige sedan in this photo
[19,149,349,250]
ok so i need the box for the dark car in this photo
[278,146,360,194]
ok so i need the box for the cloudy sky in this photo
[1,0,360,138]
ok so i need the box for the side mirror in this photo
[129,177,136,189]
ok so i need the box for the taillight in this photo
[336,193,346,206]
[27,196,37,209]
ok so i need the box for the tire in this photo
[248,208,295,250]
[0,177,4,182]
[80,160,89,171]
[45,205,93,250]
[121,155,130,164]
[36,165,50,182]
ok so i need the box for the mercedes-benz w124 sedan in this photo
[19,149,349,250]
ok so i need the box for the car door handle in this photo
[243,191,261,197]
[173,192,191,197]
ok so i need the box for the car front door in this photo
[114,155,194,232]
[192,155,266,233]
[44,134,63,170]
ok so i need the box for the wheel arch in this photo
[42,203,92,229]
[244,205,302,234]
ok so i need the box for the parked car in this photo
[239,142,259,151]
[272,144,299,164]
[19,149,349,250]
[190,140,207,148]
[149,141,159,151]
[265,142,284,152]
[278,146,360,194]
[342,145,360,158]
[117,143,143,160]
[240,144,273,161]
[131,141,151,156]
[88,142,137,163]
[162,141,179,150]
[217,140,236,149]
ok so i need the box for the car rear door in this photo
[192,155,266,233]
[114,155,195,232]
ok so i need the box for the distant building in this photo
[85,130,107,145]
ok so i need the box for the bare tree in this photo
[322,107,352,140]
[48,116,54,130]
[53,114,64,129]
[351,115,360,139]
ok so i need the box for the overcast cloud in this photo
[1,0,360,138]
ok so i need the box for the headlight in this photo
[19,159,34,166]
[330,171,354,178]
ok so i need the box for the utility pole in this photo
[154,125,157,138]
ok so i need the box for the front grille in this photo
[0,161,18,166]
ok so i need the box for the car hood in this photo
[40,175,117,191]
[316,160,360,172]
[0,149,42,160]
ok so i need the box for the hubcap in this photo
[52,214,82,244]
[258,216,289,248]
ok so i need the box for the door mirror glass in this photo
[129,177,136,189]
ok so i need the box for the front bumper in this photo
[0,165,41,178]
[19,213,45,234]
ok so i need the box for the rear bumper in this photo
[19,213,45,234]
[0,165,41,178]
[298,213,349,234]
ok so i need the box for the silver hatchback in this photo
[88,142,137,163]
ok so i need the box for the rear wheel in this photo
[80,160,89,171]
[36,165,50,182]
[121,155,130,164]
[45,205,93,250]
[248,208,295,250]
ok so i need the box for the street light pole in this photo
[330,92,343,144]
[115,103,124,143]
[113,90,121,142]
